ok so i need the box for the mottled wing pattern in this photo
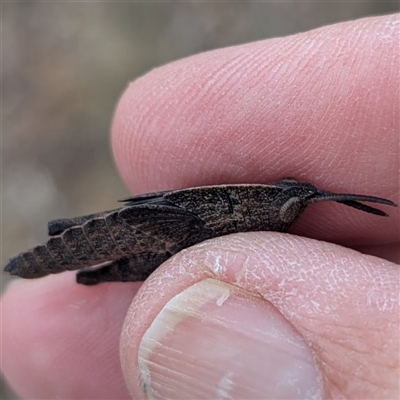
[74,204,211,285]
[118,204,209,246]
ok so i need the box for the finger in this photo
[120,232,399,399]
[112,14,399,246]
[0,274,140,399]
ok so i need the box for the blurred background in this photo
[1,2,398,398]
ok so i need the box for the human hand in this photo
[2,14,399,399]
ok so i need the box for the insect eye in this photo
[305,190,317,200]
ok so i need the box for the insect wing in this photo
[118,204,206,244]
[119,191,171,206]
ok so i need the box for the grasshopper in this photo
[4,178,397,285]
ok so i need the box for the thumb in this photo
[120,232,399,399]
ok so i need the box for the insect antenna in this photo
[309,191,397,216]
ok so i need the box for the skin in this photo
[1,14,399,399]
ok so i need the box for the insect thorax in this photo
[166,185,296,235]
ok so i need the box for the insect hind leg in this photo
[76,252,172,285]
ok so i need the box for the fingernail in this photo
[138,278,322,399]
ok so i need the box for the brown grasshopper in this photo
[4,178,397,285]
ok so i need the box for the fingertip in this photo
[111,14,399,195]
[124,279,322,400]
[110,15,398,246]
[120,232,399,399]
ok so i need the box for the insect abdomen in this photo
[5,216,119,279]
[82,217,118,257]
[5,250,48,279]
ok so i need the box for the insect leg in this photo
[76,252,172,285]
